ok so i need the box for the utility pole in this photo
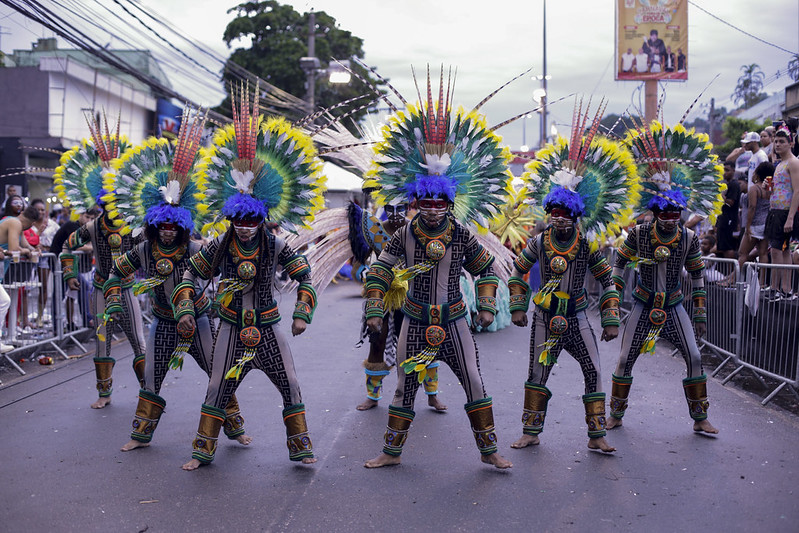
[540,0,548,149]
[300,11,320,114]
[708,97,716,144]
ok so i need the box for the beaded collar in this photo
[543,227,581,262]
[152,241,187,262]
[411,217,454,261]
[650,223,682,250]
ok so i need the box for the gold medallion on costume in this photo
[424,325,446,346]
[549,255,568,274]
[108,233,122,248]
[156,258,174,276]
[237,260,257,280]
[648,308,667,326]
[426,239,446,261]
[653,245,671,263]
[548,315,569,335]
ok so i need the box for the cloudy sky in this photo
[2,0,797,149]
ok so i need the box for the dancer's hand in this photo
[476,310,494,328]
[178,314,196,335]
[291,317,307,336]
[511,310,528,327]
[694,321,707,339]
[366,317,382,333]
[601,325,619,341]
[67,278,80,291]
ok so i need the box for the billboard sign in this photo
[616,0,688,81]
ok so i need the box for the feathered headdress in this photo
[523,98,641,250]
[103,107,209,235]
[54,111,129,220]
[364,66,513,229]
[624,120,725,222]
[197,83,326,235]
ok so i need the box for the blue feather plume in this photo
[543,186,586,216]
[144,203,194,229]
[648,188,687,211]
[404,174,457,202]
[221,192,269,220]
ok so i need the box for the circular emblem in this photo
[550,255,568,274]
[237,260,256,280]
[653,245,671,263]
[425,239,446,261]
[648,308,667,326]
[155,258,174,276]
[424,325,446,346]
[108,233,122,248]
[548,315,569,335]
[239,326,261,347]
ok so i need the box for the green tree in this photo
[219,1,384,126]
[717,116,770,156]
[731,63,766,109]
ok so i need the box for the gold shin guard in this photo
[683,375,710,421]
[465,397,498,456]
[223,394,246,439]
[423,361,440,395]
[582,392,607,438]
[283,404,314,461]
[131,390,166,443]
[522,382,551,436]
[609,374,633,419]
[382,405,415,457]
[191,404,226,464]
[93,357,115,397]
[364,360,392,401]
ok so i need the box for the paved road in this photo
[1,281,797,532]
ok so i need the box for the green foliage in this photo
[217,1,385,127]
[731,64,766,109]
[717,116,771,156]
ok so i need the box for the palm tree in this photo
[789,55,799,82]
[731,63,765,108]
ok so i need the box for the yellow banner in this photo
[616,0,688,81]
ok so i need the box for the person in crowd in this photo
[715,161,741,259]
[761,128,775,161]
[0,205,37,352]
[30,199,60,328]
[764,128,799,301]
[737,162,773,287]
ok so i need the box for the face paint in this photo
[232,219,261,242]
[417,198,449,227]
[656,211,680,233]
[10,198,24,213]
[384,204,408,225]
[158,223,178,246]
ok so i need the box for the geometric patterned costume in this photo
[610,221,709,423]
[55,113,146,402]
[510,228,620,440]
[178,232,315,464]
[608,119,724,427]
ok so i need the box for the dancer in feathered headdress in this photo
[361,66,514,470]
[607,119,723,436]
[101,108,251,453]
[508,98,638,454]
[55,111,147,409]
[175,84,324,470]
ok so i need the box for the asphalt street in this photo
[1,281,797,532]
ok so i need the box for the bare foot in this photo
[91,397,111,409]
[428,395,448,411]
[356,398,378,411]
[481,452,513,469]
[510,434,540,448]
[301,457,317,464]
[606,416,623,429]
[120,439,149,452]
[364,453,401,468]
[588,436,616,452]
[235,434,253,445]
[693,419,719,434]
[182,459,203,471]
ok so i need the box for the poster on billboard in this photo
[616,0,688,81]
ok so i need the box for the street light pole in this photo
[540,0,548,149]
[305,11,316,114]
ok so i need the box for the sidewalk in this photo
[1,281,797,532]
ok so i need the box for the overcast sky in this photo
[2,0,797,149]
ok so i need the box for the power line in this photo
[689,1,796,56]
